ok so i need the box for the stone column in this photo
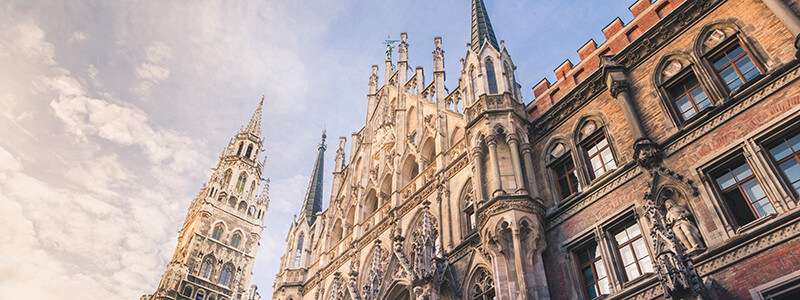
[512,227,530,299]
[486,135,504,196]
[471,147,487,202]
[521,143,540,198]
[506,133,526,193]
[762,0,800,49]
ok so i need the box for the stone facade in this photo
[143,101,270,300]
[267,0,800,299]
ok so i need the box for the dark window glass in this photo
[711,42,761,92]
[768,130,800,197]
[713,159,775,227]
[667,73,711,121]
[485,60,498,94]
[612,222,653,281]
[575,243,609,299]
[212,225,223,240]
[553,155,581,199]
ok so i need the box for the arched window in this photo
[247,206,255,217]
[230,232,242,248]
[401,156,419,187]
[363,190,379,218]
[235,172,248,193]
[236,143,243,156]
[195,289,205,300]
[696,23,764,94]
[504,61,515,96]
[330,219,343,245]
[183,285,193,297]
[656,54,713,125]
[485,59,498,94]
[247,181,256,198]
[199,256,214,279]
[217,192,226,202]
[245,144,253,159]
[212,224,224,240]
[222,169,233,188]
[208,187,215,197]
[293,233,304,268]
[237,201,247,212]
[461,179,477,234]
[577,119,617,180]
[228,196,237,208]
[209,295,217,300]
[472,269,496,300]
[219,263,234,287]
[547,141,581,200]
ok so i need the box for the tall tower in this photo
[144,99,270,300]
[272,131,329,300]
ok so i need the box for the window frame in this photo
[580,131,618,181]
[708,155,776,228]
[663,69,714,123]
[573,240,611,299]
[552,153,582,201]
[763,127,800,200]
[212,224,224,240]
[608,220,654,283]
[706,37,764,94]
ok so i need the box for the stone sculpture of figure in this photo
[664,199,705,254]
[385,44,394,61]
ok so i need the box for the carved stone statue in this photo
[664,199,705,254]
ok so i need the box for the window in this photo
[612,221,653,281]
[237,201,247,212]
[196,290,205,300]
[712,158,775,227]
[462,180,477,233]
[667,73,711,121]
[236,172,248,193]
[553,151,581,200]
[574,242,610,299]
[183,285,193,297]
[293,234,304,268]
[247,206,255,217]
[222,169,232,187]
[583,132,616,179]
[472,269,496,300]
[471,67,480,101]
[230,233,242,248]
[199,257,214,279]
[212,224,223,240]
[485,60,498,94]
[208,187,215,197]
[219,264,234,287]
[767,130,800,197]
[236,143,243,156]
[710,41,761,92]
[245,144,253,159]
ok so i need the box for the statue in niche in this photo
[664,199,705,254]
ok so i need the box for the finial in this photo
[260,95,264,105]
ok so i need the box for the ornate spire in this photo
[301,130,327,225]
[471,0,499,52]
[244,97,264,137]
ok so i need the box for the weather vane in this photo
[383,36,400,62]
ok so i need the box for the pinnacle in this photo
[471,0,499,53]
[244,97,263,137]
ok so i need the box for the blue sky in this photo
[0,0,638,298]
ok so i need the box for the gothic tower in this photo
[144,99,270,300]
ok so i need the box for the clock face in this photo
[581,121,597,138]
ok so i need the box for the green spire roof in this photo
[471,0,499,52]
[301,131,326,225]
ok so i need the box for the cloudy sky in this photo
[0,0,639,298]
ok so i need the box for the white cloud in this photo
[68,31,87,43]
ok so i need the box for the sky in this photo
[0,0,639,298]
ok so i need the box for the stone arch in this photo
[451,126,465,146]
[344,205,356,232]
[400,154,419,188]
[330,218,344,246]
[466,266,496,300]
[419,136,435,170]
[460,178,477,235]
[228,196,237,208]
[237,201,247,212]
[407,106,418,136]
[484,57,499,94]
[380,173,393,201]
[542,136,581,204]
[363,189,379,219]
[572,113,620,181]
[385,281,412,300]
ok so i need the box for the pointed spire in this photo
[301,130,327,225]
[244,97,264,137]
[471,0,499,53]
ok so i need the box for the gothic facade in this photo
[272,0,800,299]
[142,101,269,300]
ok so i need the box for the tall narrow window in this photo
[212,224,223,240]
[485,60,498,94]
[575,242,610,299]
[553,154,581,200]
[712,158,776,227]
[219,264,233,287]
[472,269,495,300]
[293,234,304,268]
[236,143,243,156]
[613,221,653,281]
[222,169,232,187]
[667,73,711,121]
[462,181,476,233]
[236,172,248,193]
[710,41,761,92]
[767,130,800,197]
[471,67,480,101]
[183,286,193,297]
[245,144,253,159]
[199,257,214,279]
[583,132,616,179]
[230,233,242,248]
